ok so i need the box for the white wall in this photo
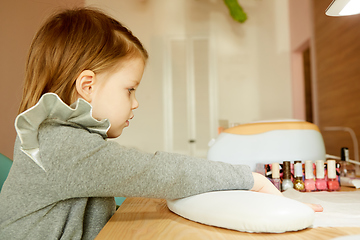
[85,0,292,154]
[210,0,292,126]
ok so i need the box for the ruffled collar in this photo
[15,93,111,171]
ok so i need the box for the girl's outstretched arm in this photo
[36,122,255,200]
[250,172,323,212]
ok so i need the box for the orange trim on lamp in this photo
[223,121,320,135]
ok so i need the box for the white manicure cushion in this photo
[167,190,314,233]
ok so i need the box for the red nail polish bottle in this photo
[315,160,327,191]
[327,160,340,191]
[304,160,316,192]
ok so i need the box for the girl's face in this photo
[89,57,145,138]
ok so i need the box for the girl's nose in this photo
[132,97,139,110]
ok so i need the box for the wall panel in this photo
[0,0,84,159]
[312,0,360,162]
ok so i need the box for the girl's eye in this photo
[128,88,135,94]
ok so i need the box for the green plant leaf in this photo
[224,0,247,23]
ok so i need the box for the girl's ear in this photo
[75,70,96,102]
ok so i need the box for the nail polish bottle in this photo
[255,163,266,176]
[304,160,316,192]
[281,161,293,191]
[315,160,327,191]
[265,164,272,179]
[271,163,281,190]
[340,147,356,178]
[327,160,340,191]
[293,160,305,191]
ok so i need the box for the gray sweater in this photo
[0,94,254,240]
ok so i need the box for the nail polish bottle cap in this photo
[294,161,303,177]
[341,147,349,161]
[316,160,325,179]
[272,163,280,178]
[283,161,291,179]
[305,160,314,179]
[327,160,337,179]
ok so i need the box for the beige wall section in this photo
[211,0,292,125]
[288,0,312,121]
[254,0,292,121]
[85,0,293,153]
[0,0,84,159]
[289,0,312,50]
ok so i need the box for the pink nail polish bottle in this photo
[304,160,316,192]
[315,160,327,191]
[271,163,281,190]
[327,160,340,191]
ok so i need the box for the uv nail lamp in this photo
[207,120,326,171]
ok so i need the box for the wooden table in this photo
[95,187,360,240]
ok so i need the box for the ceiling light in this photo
[326,0,360,16]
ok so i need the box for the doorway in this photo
[163,36,217,158]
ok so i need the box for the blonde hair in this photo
[18,8,148,114]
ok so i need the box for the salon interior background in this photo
[1,0,360,161]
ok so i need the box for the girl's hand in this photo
[250,172,283,196]
[250,172,323,212]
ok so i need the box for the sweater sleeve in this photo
[38,122,254,200]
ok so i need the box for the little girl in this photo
[0,8,322,240]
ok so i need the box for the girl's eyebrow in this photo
[130,80,140,86]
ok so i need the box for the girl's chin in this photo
[107,128,124,138]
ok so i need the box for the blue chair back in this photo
[0,153,13,192]
[115,197,126,206]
